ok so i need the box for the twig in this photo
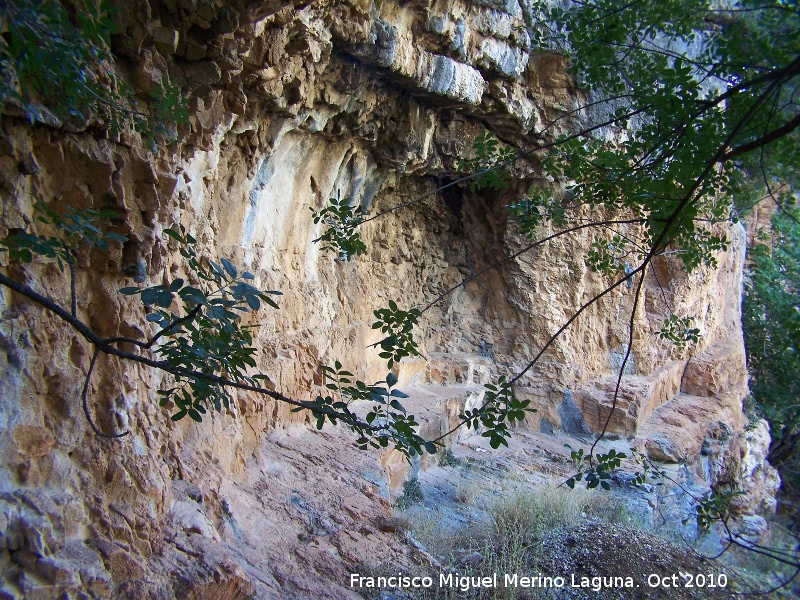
[418,218,648,314]
[81,346,129,438]
[0,271,381,434]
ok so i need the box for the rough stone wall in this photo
[0,0,777,598]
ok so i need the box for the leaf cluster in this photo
[564,446,627,490]
[306,363,436,458]
[0,198,126,270]
[508,188,568,237]
[657,314,701,351]
[121,225,281,422]
[585,235,630,278]
[460,376,536,449]
[695,489,744,530]
[0,0,187,149]
[370,300,421,369]
[457,130,516,191]
[310,195,367,260]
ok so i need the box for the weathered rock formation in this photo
[0,0,778,598]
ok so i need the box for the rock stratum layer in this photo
[0,0,779,598]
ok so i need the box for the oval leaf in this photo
[157,291,174,308]
[141,288,158,306]
[220,257,237,278]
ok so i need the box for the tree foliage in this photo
[0,0,187,148]
[309,6,800,571]
[310,195,367,260]
[120,225,283,423]
[744,209,800,472]
[524,0,799,271]
[0,198,127,269]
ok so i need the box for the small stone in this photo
[428,16,447,34]
[196,0,216,23]
[153,27,179,55]
[183,42,208,61]
[462,551,483,566]
[737,514,768,542]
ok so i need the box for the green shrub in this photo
[396,477,424,510]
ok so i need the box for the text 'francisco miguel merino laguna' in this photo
[350,573,637,593]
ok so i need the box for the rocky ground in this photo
[402,433,797,598]
[194,413,795,600]
[538,524,751,600]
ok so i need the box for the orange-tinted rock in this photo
[12,426,55,458]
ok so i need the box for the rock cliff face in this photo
[0,0,779,598]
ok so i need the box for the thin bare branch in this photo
[590,269,644,460]
[418,218,648,314]
[0,270,381,434]
[81,346,129,438]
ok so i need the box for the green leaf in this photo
[179,287,206,305]
[164,228,183,241]
[262,296,280,310]
[157,291,173,308]
[141,288,158,305]
[220,257,237,278]
[245,295,260,310]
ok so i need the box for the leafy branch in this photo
[631,451,800,572]
[0,206,366,440]
[657,314,701,351]
[457,131,517,191]
[118,225,283,422]
[310,195,367,260]
[0,203,537,459]
[306,364,437,456]
[0,0,188,149]
[461,376,537,449]
[0,198,127,316]
[369,301,421,369]
[564,446,627,490]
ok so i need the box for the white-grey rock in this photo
[419,54,486,104]
[478,38,529,78]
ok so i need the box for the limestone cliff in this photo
[0,0,779,598]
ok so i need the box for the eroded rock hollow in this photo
[0,0,779,598]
